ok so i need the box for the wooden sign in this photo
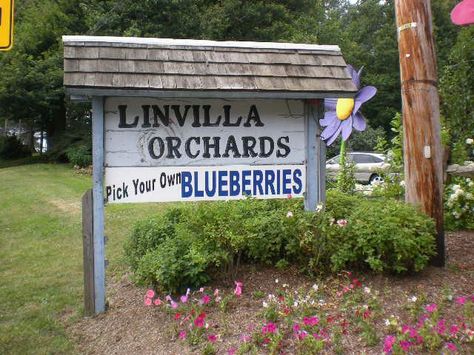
[104,98,306,203]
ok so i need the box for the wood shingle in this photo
[63,36,357,99]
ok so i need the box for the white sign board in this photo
[104,98,305,203]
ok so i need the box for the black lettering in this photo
[222,105,242,127]
[118,105,139,128]
[203,105,221,127]
[172,105,191,126]
[222,135,242,158]
[191,105,201,127]
[166,137,182,159]
[148,137,165,159]
[160,173,166,188]
[185,137,201,158]
[258,136,274,158]
[151,105,170,127]
[244,105,264,127]
[202,136,221,158]
[242,136,258,158]
[276,136,291,158]
[141,105,151,128]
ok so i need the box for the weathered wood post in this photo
[305,99,326,210]
[394,0,445,266]
[81,189,95,315]
[92,97,106,313]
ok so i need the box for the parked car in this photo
[326,152,389,184]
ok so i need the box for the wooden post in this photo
[82,189,95,315]
[304,99,326,210]
[92,96,106,313]
[394,0,444,266]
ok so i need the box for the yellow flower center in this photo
[336,98,355,121]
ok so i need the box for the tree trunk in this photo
[394,0,444,266]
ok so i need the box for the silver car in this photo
[326,152,388,184]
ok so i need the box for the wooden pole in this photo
[394,0,444,266]
[82,189,95,316]
[305,99,326,210]
[92,96,106,313]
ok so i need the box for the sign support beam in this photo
[92,96,106,313]
[304,99,326,210]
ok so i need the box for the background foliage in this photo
[0,0,467,163]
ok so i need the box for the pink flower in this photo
[207,334,217,343]
[227,348,236,355]
[174,313,181,320]
[178,331,186,340]
[171,301,178,309]
[262,322,277,335]
[180,288,190,303]
[234,281,243,297]
[201,294,211,305]
[153,298,162,306]
[383,335,396,353]
[336,219,348,227]
[425,303,437,313]
[293,323,301,333]
[194,312,206,328]
[287,194,293,199]
[214,289,219,297]
[146,289,155,298]
[240,334,251,343]
[303,316,319,327]
[144,297,152,306]
[199,287,205,293]
[455,296,466,305]
[450,324,459,336]
[400,340,411,351]
[436,319,446,335]
[445,342,457,352]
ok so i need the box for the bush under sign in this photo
[104,98,306,203]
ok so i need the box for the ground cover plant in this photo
[137,274,474,354]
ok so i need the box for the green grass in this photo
[0,164,165,354]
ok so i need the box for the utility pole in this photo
[394,0,444,266]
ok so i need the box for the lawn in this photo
[0,163,163,354]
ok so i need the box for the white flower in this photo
[293,301,299,308]
[466,193,473,200]
[409,295,417,303]
[400,180,405,187]
[336,219,348,227]
[318,299,326,306]
[316,204,323,212]
[312,284,319,292]
[363,287,371,294]
[282,283,289,288]
[384,319,390,326]
[286,211,293,218]
[262,301,268,308]
[466,138,473,145]
[275,278,279,284]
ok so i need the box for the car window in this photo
[352,154,373,163]
[372,156,384,163]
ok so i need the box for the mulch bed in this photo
[67,231,474,354]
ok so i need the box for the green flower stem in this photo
[340,139,346,166]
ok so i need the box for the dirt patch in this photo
[48,199,81,214]
[67,231,474,354]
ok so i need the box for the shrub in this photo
[0,135,31,160]
[444,177,474,230]
[124,207,184,270]
[65,145,92,167]
[125,193,436,292]
[330,198,436,273]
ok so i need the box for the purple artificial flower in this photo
[320,65,377,145]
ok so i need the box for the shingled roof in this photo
[63,36,356,99]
